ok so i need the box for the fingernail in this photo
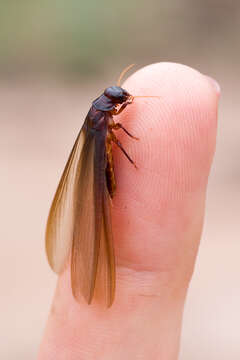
[205,75,221,96]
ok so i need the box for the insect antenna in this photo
[117,64,135,86]
[134,95,161,98]
[117,64,161,99]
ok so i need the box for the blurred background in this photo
[0,1,239,359]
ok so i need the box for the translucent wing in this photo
[71,123,115,306]
[94,186,115,306]
[45,126,86,273]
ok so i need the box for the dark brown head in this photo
[92,86,133,112]
[104,86,132,104]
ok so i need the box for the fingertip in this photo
[112,62,219,270]
[115,62,218,196]
[123,62,219,124]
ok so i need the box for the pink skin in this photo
[38,63,219,360]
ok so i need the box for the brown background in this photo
[0,1,239,359]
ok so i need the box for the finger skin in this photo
[38,63,218,360]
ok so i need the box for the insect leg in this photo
[110,130,137,169]
[111,97,133,116]
[111,123,139,140]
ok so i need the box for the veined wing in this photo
[71,121,116,306]
[45,125,86,273]
[94,185,115,306]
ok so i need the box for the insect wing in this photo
[71,124,116,306]
[46,127,86,273]
[94,185,115,306]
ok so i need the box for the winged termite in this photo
[45,65,159,307]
